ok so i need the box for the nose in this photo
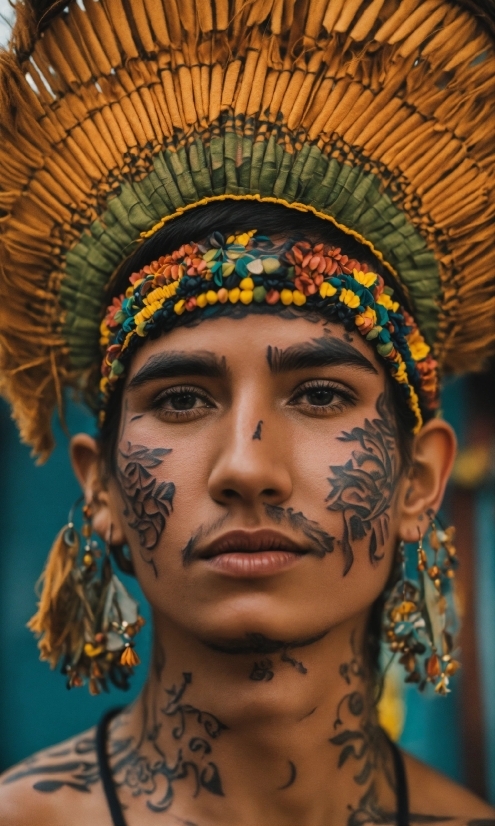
[208,409,293,510]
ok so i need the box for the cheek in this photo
[114,420,214,572]
[293,392,401,576]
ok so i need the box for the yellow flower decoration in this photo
[339,288,360,309]
[377,293,400,313]
[352,269,377,288]
[407,328,431,362]
[355,306,377,327]
[227,229,257,246]
[319,282,337,298]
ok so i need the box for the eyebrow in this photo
[266,336,378,375]
[128,350,228,389]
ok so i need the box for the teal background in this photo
[1,380,492,797]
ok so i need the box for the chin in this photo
[188,594,332,650]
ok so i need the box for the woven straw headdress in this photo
[1,0,494,458]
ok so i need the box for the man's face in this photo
[109,313,404,650]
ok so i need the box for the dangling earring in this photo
[383,541,424,685]
[383,515,460,694]
[28,498,145,695]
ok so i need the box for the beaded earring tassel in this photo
[384,516,460,694]
[29,501,145,695]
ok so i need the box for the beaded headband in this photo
[100,232,439,432]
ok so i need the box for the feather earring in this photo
[29,499,145,694]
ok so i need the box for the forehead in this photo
[125,312,385,379]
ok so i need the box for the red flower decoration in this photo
[105,297,123,328]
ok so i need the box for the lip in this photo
[199,529,307,558]
[198,529,307,578]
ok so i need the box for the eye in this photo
[151,386,215,421]
[303,387,337,406]
[288,380,356,415]
[168,391,200,410]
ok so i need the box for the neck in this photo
[108,614,397,826]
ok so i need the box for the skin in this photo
[0,312,493,826]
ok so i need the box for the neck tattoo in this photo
[329,633,395,825]
[110,651,227,813]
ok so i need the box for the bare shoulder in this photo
[0,726,107,826]
[405,751,495,824]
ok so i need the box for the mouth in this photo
[198,530,308,578]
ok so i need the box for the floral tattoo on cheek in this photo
[326,391,399,575]
[116,442,176,576]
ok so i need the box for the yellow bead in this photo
[228,288,240,303]
[280,289,293,305]
[174,299,186,315]
[292,290,307,306]
[196,292,207,308]
[239,277,254,290]
[240,289,253,304]
[206,290,218,304]
[83,553,93,567]
[84,642,104,658]
[217,287,228,303]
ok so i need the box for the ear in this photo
[70,433,126,545]
[397,418,457,542]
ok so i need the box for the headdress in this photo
[0,0,494,458]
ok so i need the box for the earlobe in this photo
[398,419,457,543]
[70,433,126,545]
